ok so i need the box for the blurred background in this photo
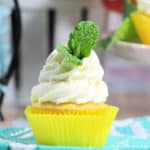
[0,0,150,126]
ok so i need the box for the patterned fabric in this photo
[0,6,11,93]
[0,117,150,150]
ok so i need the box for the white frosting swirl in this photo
[137,0,150,15]
[31,50,108,104]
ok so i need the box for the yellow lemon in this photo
[131,11,150,45]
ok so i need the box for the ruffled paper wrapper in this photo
[131,12,150,45]
[25,105,118,147]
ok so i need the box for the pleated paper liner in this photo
[25,105,118,147]
[131,12,150,45]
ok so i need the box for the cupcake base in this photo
[25,104,118,147]
[31,101,114,115]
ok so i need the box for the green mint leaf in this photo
[68,21,99,59]
[57,45,82,66]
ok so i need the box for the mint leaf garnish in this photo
[57,45,82,66]
[57,21,99,66]
[68,21,99,58]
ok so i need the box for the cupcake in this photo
[25,21,118,147]
[131,0,150,45]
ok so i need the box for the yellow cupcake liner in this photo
[25,105,118,147]
[131,12,150,45]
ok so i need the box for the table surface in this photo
[0,117,150,150]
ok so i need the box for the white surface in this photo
[110,41,150,65]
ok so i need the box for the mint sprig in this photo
[57,45,82,66]
[68,21,99,58]
[57,21,99,66]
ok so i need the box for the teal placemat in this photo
[0,117,150,150]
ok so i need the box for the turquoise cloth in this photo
[0,142,9,150]
[0,117,150,150]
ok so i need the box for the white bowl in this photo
[110,41,150,65]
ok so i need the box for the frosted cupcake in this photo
[25,21,118,147]
[131,0,150,45]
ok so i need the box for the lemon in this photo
[131,11,150,45]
